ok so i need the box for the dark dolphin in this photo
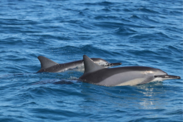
[79,55,181,86]
[37,56,121,73]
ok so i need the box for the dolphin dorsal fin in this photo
[83,55,104,74]
[38,56,58,69]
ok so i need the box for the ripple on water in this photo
[0,0,183,122]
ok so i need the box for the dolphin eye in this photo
[154,75,161,78]
[154,75,165,78]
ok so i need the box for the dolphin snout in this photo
[166,75,181,79]
[154,75,181,79]
[175,76,181,79]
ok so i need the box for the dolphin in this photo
[79,55,181,86]
[37,56,121,73]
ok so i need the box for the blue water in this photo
[0,0,183,121]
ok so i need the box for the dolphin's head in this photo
[91,58,121,67]
[150,68,181,82]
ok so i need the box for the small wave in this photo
[83,1,114,6]
[129,32,171,43]
[165,109,183,115]
[139,7,160,14]
[93,21,125,29]
[114,26,136,36]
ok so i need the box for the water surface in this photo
[0,0,183,122]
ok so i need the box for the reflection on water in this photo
[79,82,169,112]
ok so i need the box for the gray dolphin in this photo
[37,56,121,73]
[79,55,181,86]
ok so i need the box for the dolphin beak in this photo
[154,75,181,79]
[107,62,122,66]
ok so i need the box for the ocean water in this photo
[0,0,183,121]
